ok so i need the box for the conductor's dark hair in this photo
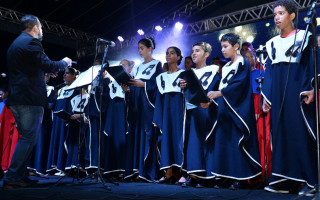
[221,33,241,46]
[20,15,39,32]
[0,84,8,93]
[139,37,156,49]
[167,46,183,65]
[273,0,297,21]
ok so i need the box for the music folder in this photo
[53,110,80,124]
[105,65,132,85]
[180,69,210,106]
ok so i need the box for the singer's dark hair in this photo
[221,33,241,47]
[20,15,39,32]
[66,67,80,76]
[167,46,183,65]
[139,37,156,49]
[273,0,297,21]
[0,84,8,93]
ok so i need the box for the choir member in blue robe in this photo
[124,37,162,182]
[65,87,89,171]
[47,67,79,174]
[179,42,221,187]
[207,33,261,190]
[153,47,184,184]
[84,66,110,174]
[262,0,317,195]
[102,59,134,177]
[28,75,56,174]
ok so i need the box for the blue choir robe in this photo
[262,30,317,187]
[47,85,79,173]
[182,65,221,179]
[102,79,127,175]
[125,60,162,181]
[84,77,110,170]
[65,92,89,170]
[209,56,262,180]
[29,85,56,174]
[153,70,185,171]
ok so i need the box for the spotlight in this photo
[265,23,270,27]
[155,25,163,31]
[117,36,124,42]
[246,35,254,43]
[242,32,247,36]
[235,26,242,32]
[175,22,183,30]
[317,17,320,26]
[137,29,144,35]
[218,34,224,41]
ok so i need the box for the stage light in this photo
[246,35,254,43]
[317,17,320,26]
[155,25,163,31]
[117,36,124,42]
[242,32,247,36]
[137,29,144,35]
[218,34,224,41]
[175,22,183,30]
[265,23,270,27]
[235,26,242,32]
[134,59,141,66]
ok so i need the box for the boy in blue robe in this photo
[207,33,261,190]
[262,0,317,195]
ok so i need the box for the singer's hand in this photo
[121,84,130,92]
[180,79,187,89]
[262,99,271,113]
[301,89,314,104]
[62,57,72,66]
[128,79,145,87]
[49,73,58,78]
[207,91,222,100]
[200,102,212,109]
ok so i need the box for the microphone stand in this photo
[293,1,320,199]
[255,46,269,185]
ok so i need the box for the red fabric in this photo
[249,94,272,185]
[0,105,21,171]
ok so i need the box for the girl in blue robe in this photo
[179,42,221,187]
[262,0,317,194]
[153,47,184,184]
[207,33,261,189]
[102,60,134,177]
[46,67,80,174]
[124,37,162,182]
[84,68,110,174]
[29,75,56,174]
[65,87,89,171]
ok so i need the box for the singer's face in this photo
[243,50,256,70]
[191,46,207,64]
[221,41,236,59]
[184,57,193,70]
[138,43,152,59]
[273,6,295,31]
[166,48,179,65]
[63,69,76,85]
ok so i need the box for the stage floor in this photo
[0,175,313,200]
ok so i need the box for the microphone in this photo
[97,38,115,47]
[54,82,67,90]
[0,73,6,77]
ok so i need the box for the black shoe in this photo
[181,177,194,187]
[264,185,289,194]
[265,180,301,194]
[175,181,184,185]
[229,181,240,190]
[157,176,175,184]
[3,180,31,189]
[214,178,233,189]
[298,185,315,197]
[23,177,39,184]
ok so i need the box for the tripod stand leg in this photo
[95,169,111,191]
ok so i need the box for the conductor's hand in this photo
[48,73,58,78]
[70,114,81,120]
[200,102,211,109]
[301,89,314,104]
[207,91,222,100]
[62,57,72,66]
[121,84,130,92]
[180,79,187,89]
[128,79,145,87]
[262,99,271,113]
